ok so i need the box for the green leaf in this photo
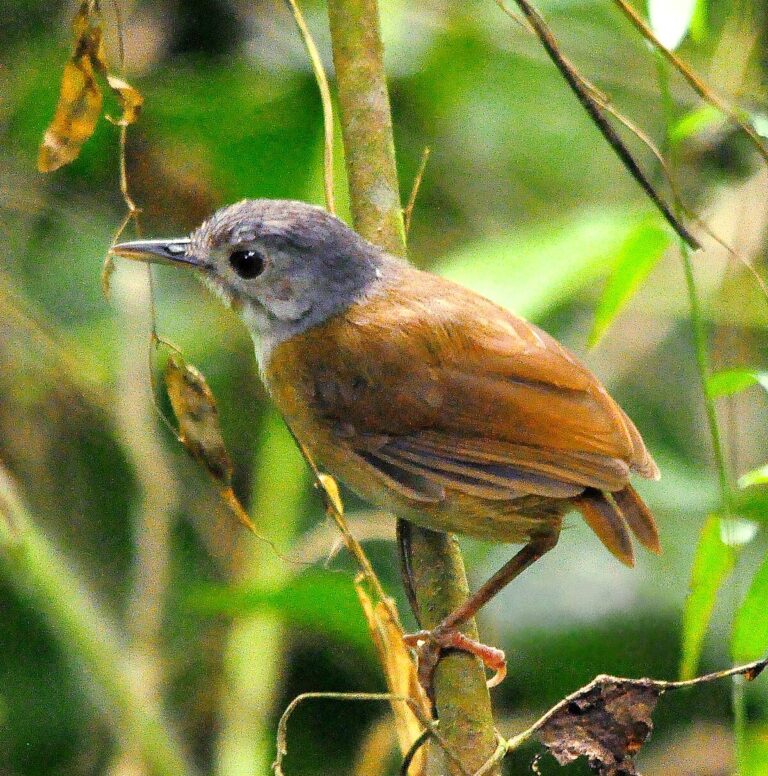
[745,725,768,776]
[588,217,671,347]
[734,487,768,524]
[739,465,768,489]
[436,208,648,322]
[680,515,736,679]
[186,569,371,652]
[688,0,709,42]
[669,104,721,145]
[707,368,768,398]
[732,553,768,663]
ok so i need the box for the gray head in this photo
[111,199,395,358]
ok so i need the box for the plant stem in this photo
[0,467,195,776]
[655,53,743,774]
[326,0,406,258]
[326,2,499,772]
[215,410,307,776]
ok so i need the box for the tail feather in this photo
[575,489,635,567]
[613,484,661,554]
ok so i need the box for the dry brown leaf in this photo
[165,354,233,484]
[39,3,105,172]
[354,580,430,775]
[39,1,144,172]
[164,354,257,533]
[536,677,660,775]
[526,658,768,775]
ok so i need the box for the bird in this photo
[111,198,660,689]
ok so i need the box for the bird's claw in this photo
[403,627,507,692]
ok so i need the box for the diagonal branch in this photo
[611,0,768,167]
[496,0,701,250]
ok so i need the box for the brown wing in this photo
[296,270,658,503]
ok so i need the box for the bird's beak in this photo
[109,238,202,268]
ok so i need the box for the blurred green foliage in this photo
[1,0,767,775]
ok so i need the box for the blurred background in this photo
[1,0,768,774]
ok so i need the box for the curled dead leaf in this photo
[38,1,144,172]
[39,2,105,172]
[165,353,233,484]
[164,353,257,534]
[106,75,144,126]
[38,55,103,172]
[524,657,768,776]
[536,676,660,775]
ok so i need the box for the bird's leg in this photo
[402,532,559,691]
[396,518,421,620]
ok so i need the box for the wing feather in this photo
[286,269,658,503]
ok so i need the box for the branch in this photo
[326,0,406,258]
[326,2,499,772]
[473,657,768,775]
[497,0,701,250]
[611,0,768,167]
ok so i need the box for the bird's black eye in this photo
[229,249,265,279]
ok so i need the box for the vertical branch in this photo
[326,0,406,257]
[326,2,499,772]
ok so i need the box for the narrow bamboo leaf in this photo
[688,0,708,42]
[732,553,768,663]
[648,0,698,50]
[739,465,768,489]
[187,569,371,651]
[680,515,736,679]
[708,368,768,398]
[437,208,648,322]
[588,218,671,347]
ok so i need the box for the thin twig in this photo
[495,0,700,250]
[284,0,336,214]
[403,147,431,236]
[611,0,768,166]
[399,728,431,776]
[470,657,768,774]
[272,691,467,776]
[591,91,768,302]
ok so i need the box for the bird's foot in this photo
[403,626,507,692]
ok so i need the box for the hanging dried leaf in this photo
[106,75,144,126]
[526,658,768,775]
[38,3,106,172]
[317,472,345,516]
[164,354,258,534]
[165,354,233,483]
[354,581,430,775]
[38,1,144,171]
